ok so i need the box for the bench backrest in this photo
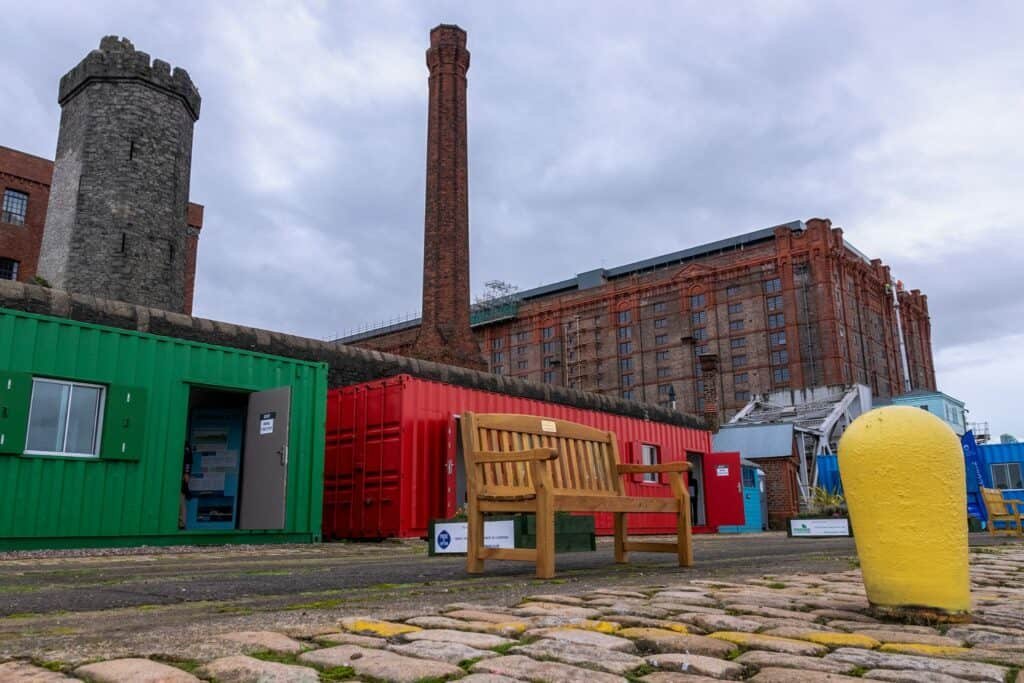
[461,412,625,497]
[981,487,1013,516]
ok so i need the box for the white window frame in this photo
[991,462,1023,490]
[641,444,660,483]
[25,378,106,458]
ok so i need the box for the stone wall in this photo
[38,36,200,314]
[0,279,705,430]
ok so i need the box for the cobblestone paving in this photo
[2,546,1022,682]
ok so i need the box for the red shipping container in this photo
[323,375,743,540]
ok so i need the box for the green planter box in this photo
[516,513,597,552]
[428,514,596,556]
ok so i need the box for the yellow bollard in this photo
[838,405,970,618]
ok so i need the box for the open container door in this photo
[703,451,744,531]
[239,386,291,529]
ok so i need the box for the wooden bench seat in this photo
[980,486,1024,536]
[461,412,693,578]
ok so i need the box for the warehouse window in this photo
[641,444,660,483]
[618,310,632,324]
[654,318,668,328]
[621,373,634,386]
[492,351,503,363]
[491,338,503,350]
[730,337,746,349]
[767,295,783,311]
[729,320,744,331]
[622,390,634,400]
[690,294,706,308]
[733,354,748,368]
[656,350,670,361]
[764,278,782,294]
[516,345,527,356]
[694,344,709,355]
[768,313,785,328]
[735,390,750,402]
[542,326,555,339]
[691,311,707,325]
[619,341,632,354]
[543,356,556,368]
[515,330,530,342]
[619,358,633,371]
[517,360,528,370]
[728,303,743,314]
[0,258,19,281]
[992,463,1023,490]
[543,371,555,384]
[657,367,670,378]
[771,350,789,365]
[693,327,707,341]
[542,341,556,353]
[25,378,105,457]
[655,334,668,345]
[726,285,741,297]
[734,372,749,385]
[2,189,28,225]
[770,331,786,346]
[653,302,667,313]
[773,367,791,383]
[493,365,504,375]
[618,326,632,340]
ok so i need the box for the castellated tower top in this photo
[58,35,201,120]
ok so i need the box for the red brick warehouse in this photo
[346,218,935,419]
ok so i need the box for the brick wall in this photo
[757,456,800,529]
[0,146,52,283]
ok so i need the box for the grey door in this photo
[239,386,291,530]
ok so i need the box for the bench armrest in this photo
[473,448,559,465]
[1010,500,1024,516]
[618,462,691,474]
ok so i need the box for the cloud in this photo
[1,1,1020,436]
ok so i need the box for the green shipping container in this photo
[0,308,327,550]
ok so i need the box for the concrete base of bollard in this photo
[869,604,972,625]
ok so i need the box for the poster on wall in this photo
[788,518,852,537]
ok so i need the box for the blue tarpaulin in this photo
[817,454,842,494]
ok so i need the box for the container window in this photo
[642,444,660,483]
[742,467,757,488]
[992,463,1023,490]
[25,378,104,457]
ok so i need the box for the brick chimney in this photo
[410,24,485,370]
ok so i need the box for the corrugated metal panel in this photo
[713,423,794,459]
[0,308,327,548]
[979,442,1024,465]
[323,374,714,540]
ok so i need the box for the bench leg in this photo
[466,500,484,574]
[678,493,693,568]
[614,512,628,563]
[535,493,556,579]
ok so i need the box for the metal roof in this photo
[714,423,795,459]
[337,219,806,343]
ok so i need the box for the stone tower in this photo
[411,25,485,370]
[38,36,201,313]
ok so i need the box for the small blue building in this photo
[891,390,966,436]
[718,459,768,534]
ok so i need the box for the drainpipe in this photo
[889,281,913,394]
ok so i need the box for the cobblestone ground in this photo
[2,545,1023,682]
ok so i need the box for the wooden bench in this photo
[980,487,1024,536]
[461,412,693,578]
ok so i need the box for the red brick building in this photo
[0,145,204,313]
[346,218,935,417]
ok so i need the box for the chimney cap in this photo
[430,24,467,48]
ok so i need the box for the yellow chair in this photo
[980,487,1024,536]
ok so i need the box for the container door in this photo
[239,387,291,530]
[703,451,744,531]
[445,414,459,519]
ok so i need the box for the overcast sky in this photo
[2,1,1021,438]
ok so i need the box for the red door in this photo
[703,451,744,531]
